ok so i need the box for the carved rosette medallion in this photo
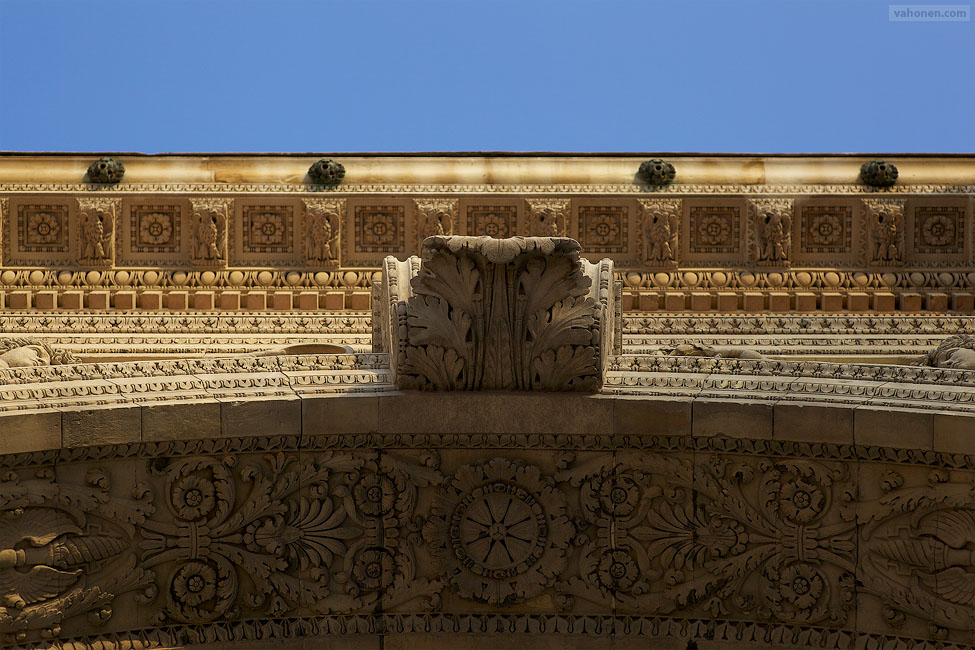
[303,198,343,267]
[188,198,230,267]
[747,198,793,267]
[423,458,574,605]
[414,198,457,249]
[863,198,906,266]
[638,199,680,266]
[77,198,120,266]
[526,199,569,237]
[375,236,615,391]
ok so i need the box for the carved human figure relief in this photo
[748,199,792,266]
[638,199,680,266]
[526,199,569,237]
[77,198,119,266]
[302,198,343,267]
[864,198,905,266]
[189,198,230,266]
[414,199,457,249]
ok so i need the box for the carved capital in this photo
[525,199,570,237]
[413,198,457,249]
[77,197,120,266]
[747,198,793,267]
[302,198,343,267]
[375,235,614,391]
[638,198,680,267]
[189,198,231,268]
[863,198,906,266]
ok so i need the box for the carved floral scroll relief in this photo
[374,235,615,391]
[77,198,120,266]
[302,198,343,267]
[5,448,975,646]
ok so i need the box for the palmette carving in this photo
[378,236,613,391]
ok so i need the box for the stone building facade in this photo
[1,153,975,649]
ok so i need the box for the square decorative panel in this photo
[242,205,294,254]
[913,206,965,254]
[467,205,517,238]
[131,205,180,253]
[688,206,740,254]
[354,206,405,253]
[17,204,69,253]
[579,206,627,253]
[800,205,852,254]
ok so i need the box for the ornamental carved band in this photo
[375,235,615,391]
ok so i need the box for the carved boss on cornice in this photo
[374,236,615,391]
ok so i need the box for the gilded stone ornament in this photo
[85,157,125,184]
[638,159,676,185]
[307,158,346,185]
[860,159,899,187]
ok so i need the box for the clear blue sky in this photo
[0,0,972,153]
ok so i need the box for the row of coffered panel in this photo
[1,194,973,269]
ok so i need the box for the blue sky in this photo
[0,0,972,153]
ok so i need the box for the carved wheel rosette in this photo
[423,458,574,605]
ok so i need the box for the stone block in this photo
[221,397,300,438]
[114,291,136,310]
[767,292,790,311]
[638,292,659,311]
[59,291,84,310]
[348,292,371,310]
[742,292,764,312]
[218,291,240,310]
[303,394,380,435]
[88,291,110,309]
[142,400,221,442]
[774,401,854,444]
[271,291,293,310]
[933,411,975,455]
[139,291,162,310]
[873,292,896,311]
[926,292,949,312]
[900,293,923,311]
[296,291,319,310]
[194,291,216,310]
[663,292,685,311]
[62,404,142,447]
[615,396,692,437]
[33,291,56,309]
[324,292,345,310]
[693,398,773,439]
[847,292,869,311]
[244,292,266,310]
[619,292,634,311]
[378,392,613,436]
[166,291,188,310]
[951,292,975,312]
[821,292,843,311]
[716,292,738,311]
[794,292,817,311]
[855,406,932,450]
[689,292,712,311]
[0,410,61,454]
[7,291,29,309]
